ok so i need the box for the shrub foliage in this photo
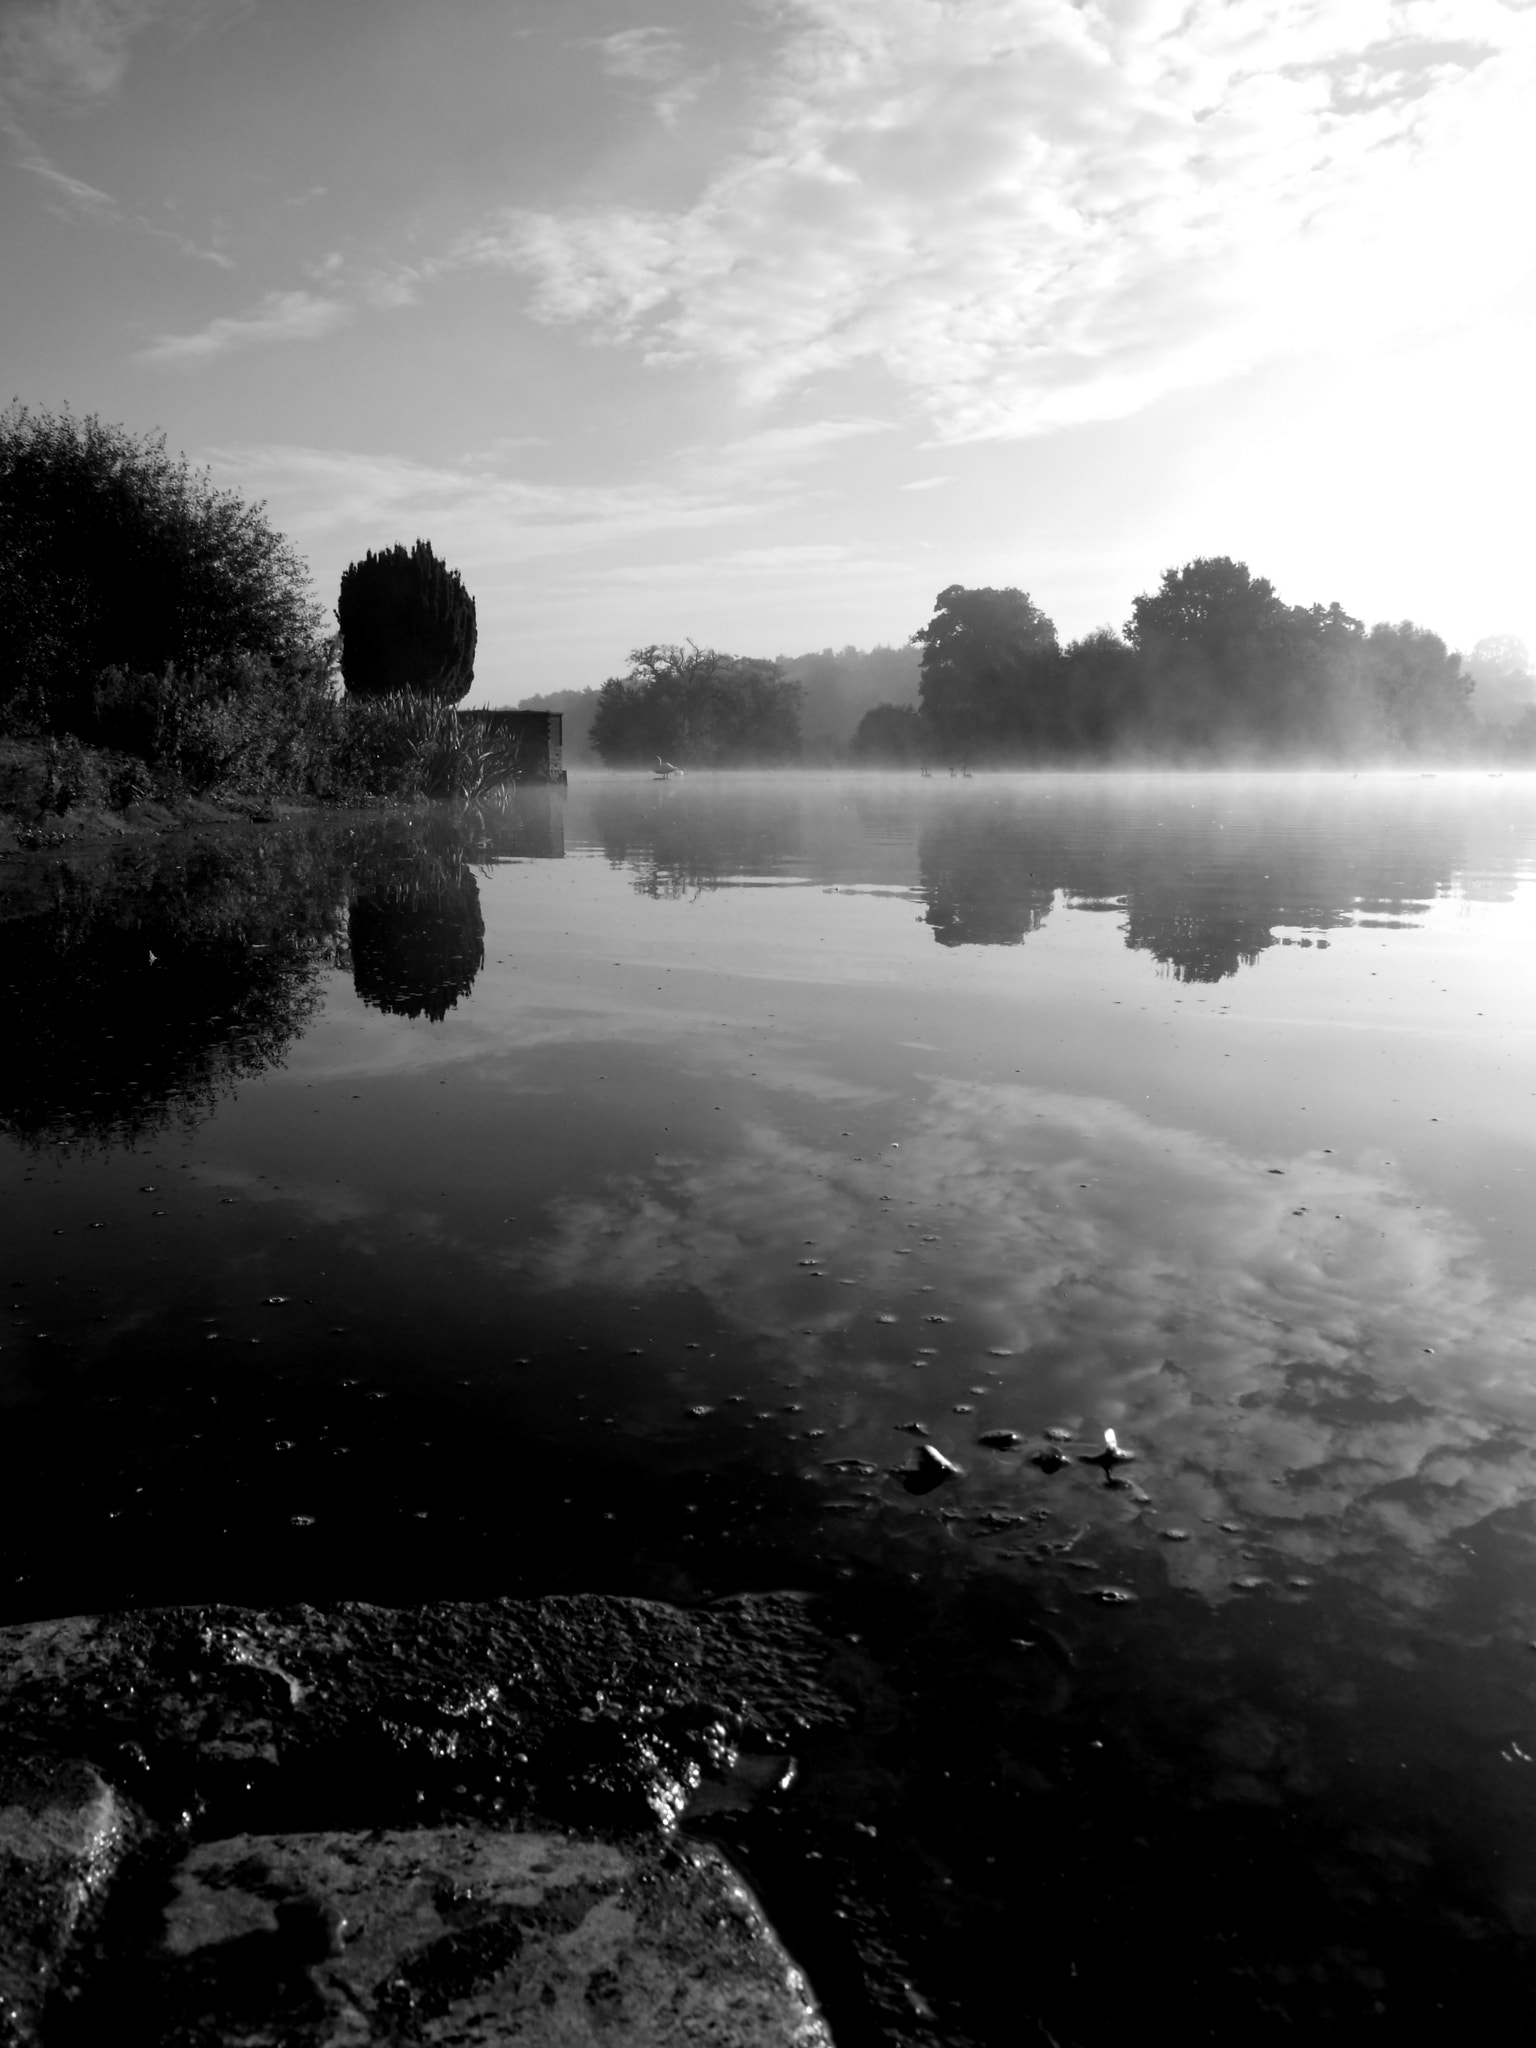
[0,403,321,733]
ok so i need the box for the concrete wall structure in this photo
[472,710,565,783]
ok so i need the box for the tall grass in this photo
[340,693,526,801]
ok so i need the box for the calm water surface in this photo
[6,770,1536,2040]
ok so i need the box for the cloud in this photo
[590,26,688,86]
[210,441,779,567]
[137,289,350,364]
[512,1071,1536,1602]
[471,0,1536,439]
[0,0,239,112]
[10,138,115,211]
[0,0,161,109]
[1,2,241,260]
[587,24,713,128]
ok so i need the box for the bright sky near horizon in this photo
[2,0,1532,696]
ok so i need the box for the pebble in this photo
[978,1430,1021,1450]
[1160,1528,1191,1542]
[914,1444,960,1479]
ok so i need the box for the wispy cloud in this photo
[590,26,687,86]
[211,442,778,567]
[469,0,1536,440]
[137,288,349,364]
[1,1,240,260]
[0,0,240,112]
[0,0,162,109]
[587,24,713,129]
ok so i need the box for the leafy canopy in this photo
[590,643,803,766]
[337,540,477,702]
[0,403,322,729]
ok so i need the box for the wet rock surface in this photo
[0,1755,134,2046]
[99,1825,829,2046]
[0,1595,856,2046]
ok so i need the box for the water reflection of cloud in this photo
[515,1079,1536,1600]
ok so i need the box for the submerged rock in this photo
[901,1444,962,1495]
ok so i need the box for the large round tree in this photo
[0,403,322,730]
[336,541,477,701]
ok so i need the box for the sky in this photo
[2,0,1533,698]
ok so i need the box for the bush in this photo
[0,404,322,734]
[337,541,477,701]
[84,653,346,798]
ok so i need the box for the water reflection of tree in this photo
[342,795,561,1019]
[917,791,1480,980]
[590,782,807,898]
[0,794,566,1148]
[0,831,351,1150]
[348,818,485,1023]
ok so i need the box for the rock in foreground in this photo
[0,1594,848,2045]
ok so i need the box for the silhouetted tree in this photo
[1466,634,1533,729]
[850,701,931,764]
[337,541,477,701]
[1357,622,1473,756]
[1057,629,1143,752]
[0,404,322,733]
[589,643,802,766]
[913,585,1060,756]
[1126,558,1338,756]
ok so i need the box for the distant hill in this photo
[515,686,602,762]
[775,644,920,758]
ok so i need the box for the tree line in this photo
[869,562,1488,765]
[5,404,1526,796]
[585,561,1527,768]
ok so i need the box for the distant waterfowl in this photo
[655,757,684,779]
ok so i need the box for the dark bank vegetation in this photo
[0,405,511,828]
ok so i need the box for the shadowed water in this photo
[4,771,1536,2041]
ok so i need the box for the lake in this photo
[5,769,1536,2041]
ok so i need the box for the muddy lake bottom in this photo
[5,769,1536,2042]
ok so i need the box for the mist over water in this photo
[4,769,1536,2039]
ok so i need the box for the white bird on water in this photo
[655,757,683,779]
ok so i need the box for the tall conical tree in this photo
[337,540,477,701]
